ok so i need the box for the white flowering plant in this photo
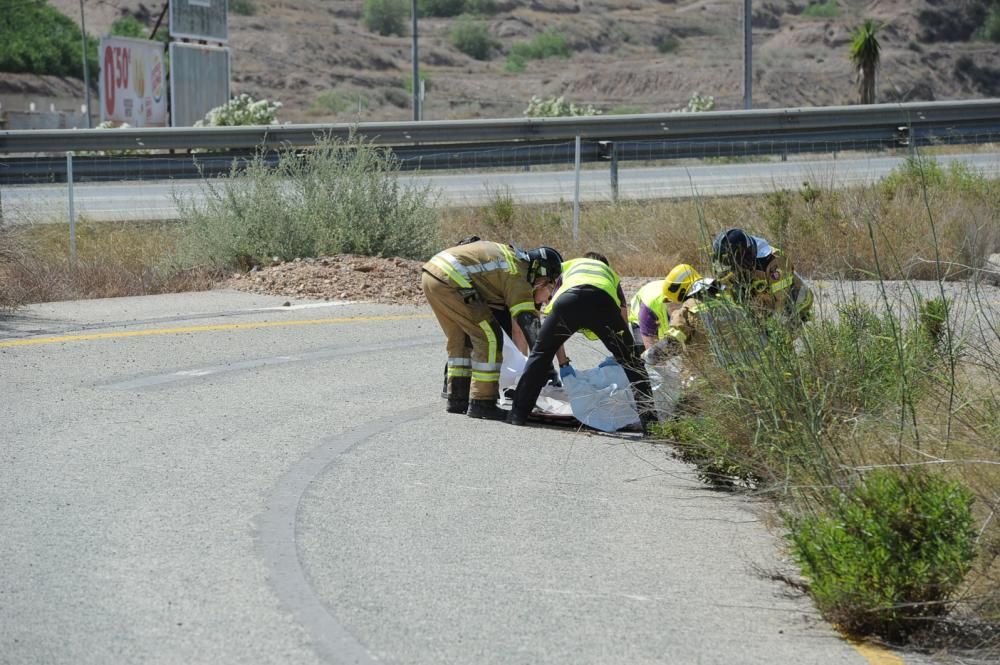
[675,92,715,113]
[195,94,282,127]
[523,95,601,118]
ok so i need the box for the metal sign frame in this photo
[169,0,229,44]
[168,42,232,127]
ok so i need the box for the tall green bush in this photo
[171,137,439,271]
[0,0,98,79]
[363,0,409,37]
[451,18,499,60]
[418,0,466,17]
[788,469,977,639]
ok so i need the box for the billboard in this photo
[170,0,228,43]
[169,42,231,127]
[98,36,168,127]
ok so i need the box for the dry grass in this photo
[0,220,214,307]
[439,163,1000,280]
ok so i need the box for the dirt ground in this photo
[223,253,651,306]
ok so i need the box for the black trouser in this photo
[512,286,654,420]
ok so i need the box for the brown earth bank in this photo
[222,253,651,305]
[4,0,1000,122]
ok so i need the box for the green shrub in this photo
[451,17,498,60]
[977,2,1000,42]
[0,0,98,79]
[879,156,995,200]
[418,0,466,17]
[788,469,977,639]
[171,137,439,271]
[464,0,498,15]
[230,0,258,16]
[504,53,526,72]
[654,34,680,54]
[363,0,409,37]
[403,71,432,94]
[802,0,840,19]
[509,29,572,64]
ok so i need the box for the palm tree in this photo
[850,19,882,105]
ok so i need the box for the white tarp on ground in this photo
[500,334,681,432]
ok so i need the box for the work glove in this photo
[559,363,576,380]
[642,338,679,365]
[597,356,618,369]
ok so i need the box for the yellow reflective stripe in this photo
[509,301,535,316]
[471,371,500,382]
[430,255,472,288]
[478,320,498,366]
[771,275,793,293]
[447,368,472,377]
[665,327,687,343]
[628,292,641,324]
[495,243,519,275]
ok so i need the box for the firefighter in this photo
[711,228,813,326]
[422,241,562,420]
[508,252,656,433]
[642,270,764,371]
[627,264,700,350]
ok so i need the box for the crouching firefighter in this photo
[421,241,563,420]
[508,252,657,434]
[642,271,765,371]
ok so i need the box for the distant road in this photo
[3,151,999,224]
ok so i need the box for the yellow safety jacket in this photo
[628,279,669,340]
[423,241,537,318]
[544,258,622,340]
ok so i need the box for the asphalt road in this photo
[3,287,972,664]
[4,151,999,223]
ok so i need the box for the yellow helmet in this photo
[662,264,702,304]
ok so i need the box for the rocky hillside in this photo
[5,0,1000,123]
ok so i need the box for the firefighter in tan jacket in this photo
[421,241,562,420]
[711,228,813,326]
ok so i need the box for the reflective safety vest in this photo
[628,280,669,339]
[425,241,536,317]
[544,258,622,340]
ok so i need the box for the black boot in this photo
[446,377,470,414]
[467,399,507,421]
[507,409,528,426]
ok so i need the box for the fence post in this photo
[610,142,619,203]
[66,151,76,269]
[573,135,581,242]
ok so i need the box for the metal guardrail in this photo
[1,100,999,185]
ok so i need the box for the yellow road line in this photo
[848,638,905,665]
[0,313,434,348]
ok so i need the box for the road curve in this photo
[1,289,925,664]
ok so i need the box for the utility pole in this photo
[79,0,93,127]
[411,0,420,121]
[743,0,752,110]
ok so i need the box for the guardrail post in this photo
[610,142,619,203]
[573,136,581,242]
[66,151,76,269]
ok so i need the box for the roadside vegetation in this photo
[1,146,998,657]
